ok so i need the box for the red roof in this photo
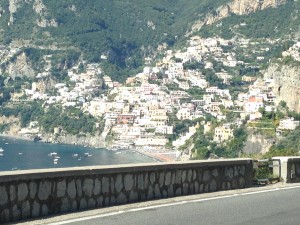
[248,96,263,103]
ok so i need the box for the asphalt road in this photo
[47,186,300,225]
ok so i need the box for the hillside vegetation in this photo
[0,0,229,80]
[1,0,296,80]
[200,0,300,39]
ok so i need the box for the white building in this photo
[206,87,219,94]
[214,124,234,143]
[155,126,173,135]
[189,77,208,89]
[278,118,300,130]
[176,108,191,120]
[244,96,264,113]
[135,138,168,146]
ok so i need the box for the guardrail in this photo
[253,159,281,185]
[272,157,300,183]
[0,159,253,223]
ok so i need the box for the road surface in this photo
[19,184,300,225]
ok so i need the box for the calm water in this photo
[0,137,154,172]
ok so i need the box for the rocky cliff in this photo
[191,0,287,32]
[6,0,57,27]
[0,116,21,135]
[4,52,35,78]
[243,131,275,154]
[264,63,300,112]
[41,133,107,148]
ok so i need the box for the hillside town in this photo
[1,35,300,160]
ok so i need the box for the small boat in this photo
[0,154,4,157]
[0,148,4,152]
[54,161,58,165]
[84,153,92,157]
[18,153,23,155]
[48,152,58,156]
[78,157,82,161]
[54,156,60,159]
[115,152,122,155]
[72,153,78,157]
[5,143,8,145]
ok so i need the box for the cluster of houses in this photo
[24,63,103,107]
[236,78,275,121]
[14,36,300,150]
[282,42,300,61]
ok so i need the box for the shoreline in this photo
[133,148,178,162]
[0,133,177,163]
[0,132,107,148]
[0,133,32,142]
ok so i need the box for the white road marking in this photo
[190,194,235,203]
[47,211,125,225]
[128,202,183,212]
[47,185,300,225]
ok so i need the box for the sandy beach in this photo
[133,148,179,162]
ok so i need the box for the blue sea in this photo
[0,137,154,172]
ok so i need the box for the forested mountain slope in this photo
[0,0,290,80]
[200,0,300,39]
[0,1,228,67]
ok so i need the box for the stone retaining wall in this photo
[0,159,253,223]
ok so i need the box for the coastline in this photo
[133,148,178,162]
[0,132,107,148]
[0,133,32,141]
[0,136,159,172]
[0,133,178,162]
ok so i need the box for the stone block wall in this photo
[0,159,253,223]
